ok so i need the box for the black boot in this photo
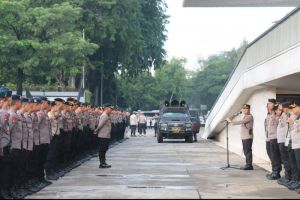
[277,175,291,186]
[240,165,254,170]
[287,181,300,190]
[99,163,111,168]
[10,185,25,199]
[266,172,281,180]
[0,189,13,199]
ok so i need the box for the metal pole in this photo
[226,120,230,167]
[100,64,103,106]
[82,29,85,89]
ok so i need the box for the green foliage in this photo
[84,89,92,103]
[0,0,168,101]
[0,0,98,94]
[187,41,248,110]
[117,58,188,111]
[155,58,188,101]
[116,42,247,112]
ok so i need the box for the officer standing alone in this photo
[227,104,254,170]
[95,104,113,169]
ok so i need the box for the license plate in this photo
[171,127,181,133]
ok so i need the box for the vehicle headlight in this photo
[185,123,192,128]
[160,123,168,128]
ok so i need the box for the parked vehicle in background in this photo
[140,110,160,128]
[189,108,201,134]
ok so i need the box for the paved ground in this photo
[28,130,299,199]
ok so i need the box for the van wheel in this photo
[186,135,193,143]
[157,132,163,143]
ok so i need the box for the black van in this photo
[157,100,193,143]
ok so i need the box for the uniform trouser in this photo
[45,135,60,174]
[266,139,282,173]
[117,124,122,140]
[27,149,35,181]
[242,139,253,167]
[98,138,110,164]
[32,144,49,180]
[70,129,77,160]
[57,130,67,167]
[288,144,300,181]
[10,149,26,186]
[0,155,3,191]
[278,143,292,179]
[139,123,146,135]
[0,146,11,190]
[24,150,32,184]
[78,130,83,153]
[0,156,3,193]
[294,148,300,179]
[58,130,69,165]
[84,126,90,152]
[63,131,73,163]
[138,124,141,134]
[121,124,126,139]
[76,130,83,156]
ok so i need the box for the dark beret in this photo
[34,97,42,103]
[36,96,48,101]
[281,102,290,108]
[67,97,75,102]
[29,98,36,103]
[11,95,21,101]
[268,99,277,104]
[0,87,12,98]
[54,98,65,103]
[21,97,29,103]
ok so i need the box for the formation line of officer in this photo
[227,99,300,194]
[0,86,129,199]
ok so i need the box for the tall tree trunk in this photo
[16,68,23,96]
[94,84,99,106]
[68,76,76,89]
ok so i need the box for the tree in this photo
[116,58,189,111]
[187,41,248,110]
[76,0,168,105]
[0,0,98,94]
[0,0,168,104]
[117,72,159,111]
[155,58,188,101]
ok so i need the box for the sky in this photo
[164,0,295,70]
